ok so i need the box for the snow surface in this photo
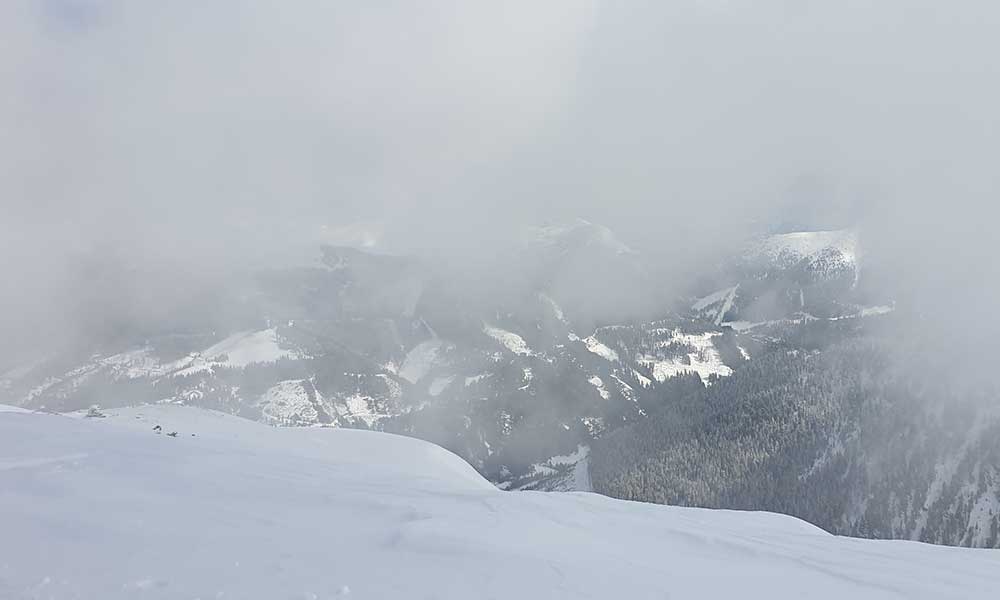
[632,368,653,388]
[965,475,1000,548]
[723,320,758,332]
[464,373,491,387]
[259,379,321,426]
[724,303,895,332]
[339,393,383,427]
[427,376,454,397]
[568,332,619,362]
[257,379,394,429]
[539,292,567,323]
[518,367,534,391]
[610,374,637,402]
[502,445,593,493]
[9,349,174,405]
[398,339,444,384]
[172,328,305,376]
[3,406,1000,599]
[201,329,299,368]
[587,375,611,400]
[52,328,312,383]
[640,330,733,385]
[751,229,859,268]
[860,304,894,317]
[483,324,533,356]
[692,285,738,325]
[582,335,618,362]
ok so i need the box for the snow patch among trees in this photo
[639,330,732,385]
[588,376,611,400]
[483,324,533,356]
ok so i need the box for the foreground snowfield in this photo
[2,406,998,599]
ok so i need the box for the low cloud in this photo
[2,0,997,362]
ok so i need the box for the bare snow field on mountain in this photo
[2,405,999,599]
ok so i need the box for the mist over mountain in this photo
[4,216,998,548]
[2,0,1000,577]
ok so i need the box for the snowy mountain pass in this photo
[2,406,998,599]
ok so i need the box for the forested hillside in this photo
[591,325,1000,547]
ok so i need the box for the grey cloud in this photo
[2,0,998,362]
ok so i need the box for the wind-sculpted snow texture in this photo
[2,405,999,600]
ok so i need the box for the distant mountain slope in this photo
[2,405,998,599]
[689,228,880,326]
[748,228,860,276]
[0,222,725,491]
[590,332,1000,548]
[6,221,994,550]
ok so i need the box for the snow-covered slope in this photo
[638,329,733,385]
[3,406,998,599]
[170,328,307,376]
[692,285,739,325]
[398,338,446,383]
[526,218,635,256]
[483,324,533,356]
[5,328,308,408]
[748,229,859,277]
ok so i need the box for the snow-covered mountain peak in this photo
[744,228,860,281]
[751,228,859,267]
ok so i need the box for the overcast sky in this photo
[2,0,999,351]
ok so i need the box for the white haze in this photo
[1,0,998,363]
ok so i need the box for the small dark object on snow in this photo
[167,431,178,437]
[191,433,196,437]
[153,425,162,433]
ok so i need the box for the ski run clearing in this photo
[692,285,739,325]
[2,405,999,599]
